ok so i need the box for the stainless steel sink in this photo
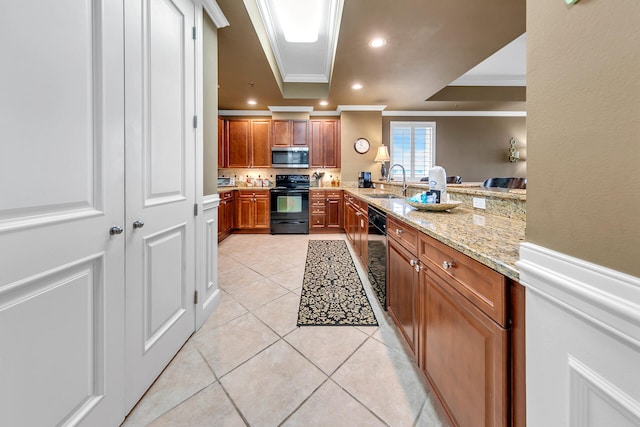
[367,193,401,199]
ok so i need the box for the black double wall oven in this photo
[270,174,310,234]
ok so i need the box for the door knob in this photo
[110,226,124,235]
[133,220,145,229]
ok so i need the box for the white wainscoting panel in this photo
[196,195,221,328]
[517,243,640,426]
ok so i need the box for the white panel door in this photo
[124,0,197,410]
[0,1,125,426]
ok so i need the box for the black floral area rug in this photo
[297,240,378,326]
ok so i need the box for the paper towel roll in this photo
[428,166,447,203]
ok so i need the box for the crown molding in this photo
[382,110,526,117]
[200,0,229,28]
[337,105,387,113]
[268,106,314,113]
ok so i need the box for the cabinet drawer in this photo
[238,190,269,198]
[311,206,326,215]
[419,233,507,327]
[310,190,325,199]
[311,214,325,227]
[387,216,418,254]
[326,190,342,199]
[221,191,233,200]
[311,199,325,208]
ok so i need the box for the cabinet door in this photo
[309,119,340,168]
[226,197,235,231]
[227,120,251,167]
[235,196,254,229]
[425,270,508,427]
[387,238,418,354]
[326,197,342,228]
[218,117,225,167]
[271,120,291,147]
[356,208,368,263]
[309,120,323,167]
[218,200,226,240]
[251,120,271,167]
[292,120,309,146]
[253,195,270,229]
[321,119,340,168]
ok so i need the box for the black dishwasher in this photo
[367,206,387,309]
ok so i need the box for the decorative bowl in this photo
[406,197,462,211]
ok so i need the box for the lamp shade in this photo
[374,146,390,162]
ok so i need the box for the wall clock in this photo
[354,137,370,154]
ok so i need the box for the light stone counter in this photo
[346,188,525,282]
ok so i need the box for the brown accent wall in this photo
[527,0,640,277]
[383,116,527,182]
[340,111,383,183]
[203,14,219,196]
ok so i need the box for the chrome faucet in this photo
[387,164,407,196]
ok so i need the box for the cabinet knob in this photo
[442,261,455,270]
[410,259,417,266]
[396,229,403,235]
[109,226,123,235]
[133,220,145,229]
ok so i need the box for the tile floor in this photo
[122,233,448,427]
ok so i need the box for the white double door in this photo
[0,0,199,425]
[124,0,198,411]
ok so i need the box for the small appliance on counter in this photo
[217,176,236,187]
[358,171,372,188]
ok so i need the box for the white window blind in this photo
[389,121,436,180]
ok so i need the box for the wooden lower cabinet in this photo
[218,191,235,242]
[387,235,419,354]
[422,268,508,427]
[235,190,270,230]
[310,190,342,231]
[343,194,367,266]
[384,218,524,427]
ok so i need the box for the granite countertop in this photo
[345,188,525,282]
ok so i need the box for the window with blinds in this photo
[389,121,436,180]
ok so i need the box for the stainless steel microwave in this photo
[271,147,309,168]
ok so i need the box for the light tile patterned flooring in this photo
[122,233,447,427]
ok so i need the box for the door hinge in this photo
[193,115,198,128]
[194,203,198,216]
[194,290,199,305]
[192,26,197,40]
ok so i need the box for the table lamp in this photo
[374,146,391,179]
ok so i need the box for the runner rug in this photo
[297,240,378,326]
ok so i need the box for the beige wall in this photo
[340,111,383,183]
[527,0,640,277]
[383,116,527,182]
[203,14,219,196]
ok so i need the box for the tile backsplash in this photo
[219,168,342,187]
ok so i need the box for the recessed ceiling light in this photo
[369,38,387,48]
[319,100,328,106]
[247,99,257,105]
[352,83,363,90]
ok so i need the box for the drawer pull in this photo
[396,229,403,235]
[442,261,455,270]
[410,259,417,266]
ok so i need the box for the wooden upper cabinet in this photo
[226,119,251,167]
[218,117,225,168]
[224,119,271,168]
[272,120,308,147]
[292,120,308,146]
[251,120,271,167]
[310,119,340,168]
